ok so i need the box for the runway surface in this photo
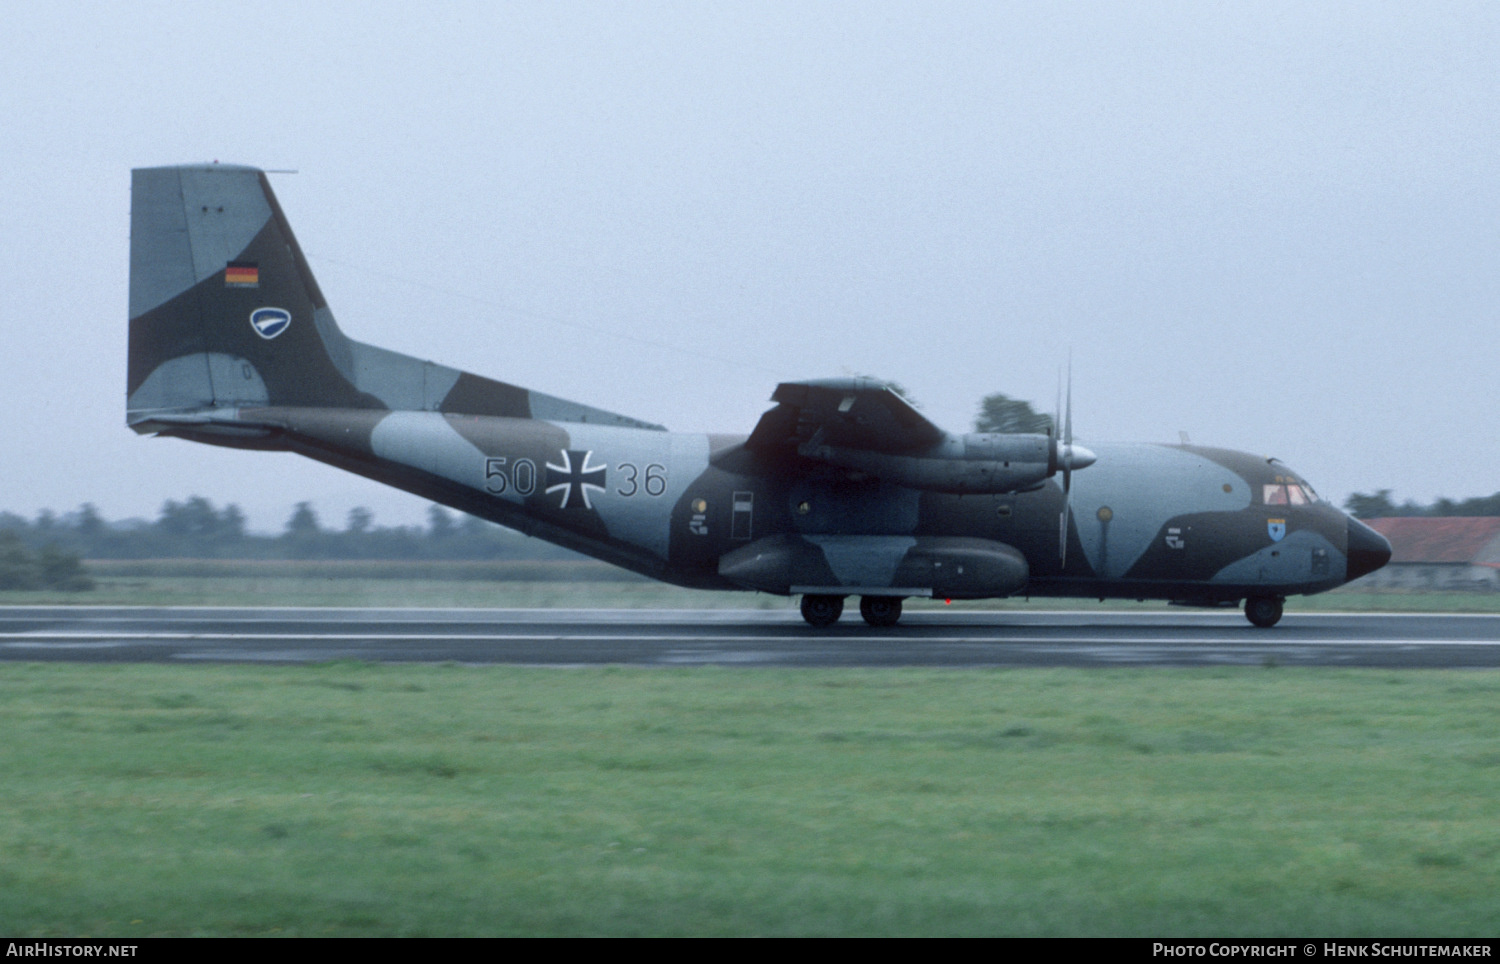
[2,607,1499,667]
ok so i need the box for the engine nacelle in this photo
[800,432,1090,494]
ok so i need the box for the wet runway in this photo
[1,607,1499,668]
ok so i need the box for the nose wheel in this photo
[1244,595,1284,628]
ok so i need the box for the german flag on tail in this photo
[224,262,259,287]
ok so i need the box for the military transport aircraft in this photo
[127,164,1391,628]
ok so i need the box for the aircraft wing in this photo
[745,378,946,456]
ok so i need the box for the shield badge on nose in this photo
[1267,518,1286,542]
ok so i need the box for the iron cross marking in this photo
[545,449,607,510]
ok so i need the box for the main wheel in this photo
[859,595,903,627]
[1244,595,1284,628]
[800,594,845,628]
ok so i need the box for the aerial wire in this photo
[305,253,790,380]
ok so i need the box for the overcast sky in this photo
[3,2,1497,531]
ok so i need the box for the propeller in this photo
[1053,357,1096,569]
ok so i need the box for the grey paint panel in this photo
[807,535,918,587]
[1069,443,1251,578]
[179,167,272,287]
[370,412,493,498]
[128,169,196,320]
[348,341,460,412]
[129,353,219,412]
[1210,529,1342,585]
[206,355,270,406]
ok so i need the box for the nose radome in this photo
[1346,517,1392,581]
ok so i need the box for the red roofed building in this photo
[1357,517,1500,590]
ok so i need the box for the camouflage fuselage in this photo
[156,408,1359,603]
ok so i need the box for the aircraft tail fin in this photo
[127,164,663,433]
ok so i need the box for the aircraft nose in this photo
[1346,517,1392,582]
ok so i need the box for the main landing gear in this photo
[799,594,905,628]
[859,595,903,627]
[1244,595,1284,629]
[799,594,843,628]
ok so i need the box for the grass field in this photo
[2,663,1499,936]
[4,566,1497,935]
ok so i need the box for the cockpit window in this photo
[1262,483,1319,505]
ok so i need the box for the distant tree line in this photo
[858,380,1057,436]
[0,498,584,562]
[1343,490,1500,520]
[973,393,1054,435]
[0,531,92,591]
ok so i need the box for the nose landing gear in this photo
[1244,595,1284,628]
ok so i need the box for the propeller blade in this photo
[1058,356,1073,568]
[1059,508,1068,570]
[1052,371,1061,440]
[1064,355,1073,448]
